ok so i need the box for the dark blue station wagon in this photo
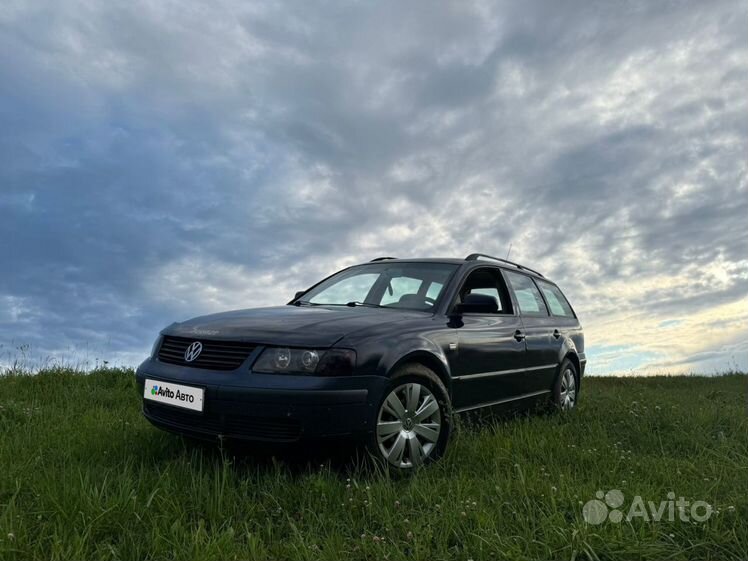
[136,253,585,470]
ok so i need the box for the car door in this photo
[535,277,580,363]
[502,270,558,392]
[448,267,527,410]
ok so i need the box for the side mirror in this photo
[453,293,498,315]
[294,291,306,300]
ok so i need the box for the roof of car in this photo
[363,254,546,278]
[366,257,466,264]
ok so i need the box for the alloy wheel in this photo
[376,382,442,468]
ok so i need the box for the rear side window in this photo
[537,280,575,318]
[503,271,549,317]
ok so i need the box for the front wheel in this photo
[367,364,452,470]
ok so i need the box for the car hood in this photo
[164,305,428,347]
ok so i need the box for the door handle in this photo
[552,329,561,339]
[514,330,526,342]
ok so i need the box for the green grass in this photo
[0,369,746,560]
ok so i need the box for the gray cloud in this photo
[1,0,746,373]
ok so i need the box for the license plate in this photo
[144,378,204,412]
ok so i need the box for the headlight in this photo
[252,347,356,376]
[150,334,164,358]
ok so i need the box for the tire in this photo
[366,363,452,471]
[551,358,579,412]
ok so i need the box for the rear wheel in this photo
[552,359,579,412]
[367,364,451,470]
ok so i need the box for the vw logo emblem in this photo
[184,341,203,362]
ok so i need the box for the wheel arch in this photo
[555,333,582,378]
[387,350,453,398]
[562,351,582,384]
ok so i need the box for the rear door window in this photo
[503,271,549,317]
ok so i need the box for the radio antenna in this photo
[506,242,513,260]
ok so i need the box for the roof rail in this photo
[370,256,397,262]
[464,253,544,277]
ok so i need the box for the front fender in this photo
[377,338,452,393]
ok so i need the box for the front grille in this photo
[144,402,302,442]
[157,335,255,370]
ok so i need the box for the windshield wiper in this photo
[345,301,382,308]
[297,301,383,308]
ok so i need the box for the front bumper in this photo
[135,358,387,443]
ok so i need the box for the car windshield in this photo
[299,262,458,311]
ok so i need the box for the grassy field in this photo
[0,369,746,560]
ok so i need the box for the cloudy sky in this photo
[1,0,746,374]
